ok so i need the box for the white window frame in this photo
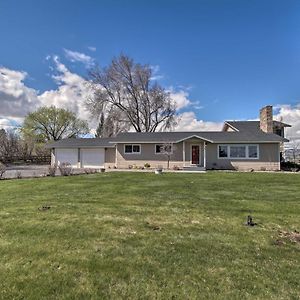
[218,145,229,159]
[124,144,141,154]
[155,144,173,155]
[229,145,247,159]
[248,145,260,159]
[217,144,259,160]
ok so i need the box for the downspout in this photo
[203,142,207,169]
[183,141,186,167]
[78,148,81,168]
[115,145,118,168]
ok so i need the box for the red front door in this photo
[192,145,200,165]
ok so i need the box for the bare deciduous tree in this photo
[0,162,6,178]
[0,129,7,156]
[0,129,20,157]
[285,140,300,163]
[87,55,177,134]
[95,107,130,138]
[0,129,37,158]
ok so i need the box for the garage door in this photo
[56,149,78,168]
[81,148,105,169]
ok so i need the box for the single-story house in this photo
[47,106,290,171]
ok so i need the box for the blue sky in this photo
[1,0,300,132]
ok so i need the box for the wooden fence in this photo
[0,155,51,164]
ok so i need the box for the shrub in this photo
[84,168,97,174]
[58,162,73,176]
[0,163,6,179]
[144,163,151,168]
[281,161,300,172]
[48,164,57,177]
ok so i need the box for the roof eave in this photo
[223,121,240,132]
[45,144,115,149]
[210,140,285,143]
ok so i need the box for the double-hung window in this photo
[248,145,258,158]
[155,144,172,154]
[218,145,228,158]
[124,144,141,154]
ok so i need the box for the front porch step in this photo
[183,166,206,171]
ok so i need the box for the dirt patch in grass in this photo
[275,230,300,245]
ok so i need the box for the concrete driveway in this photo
[3,165,50,179]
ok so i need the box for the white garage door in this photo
[56,149,78,168]
[81,148,105,169]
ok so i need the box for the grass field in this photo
[0,172,299,299]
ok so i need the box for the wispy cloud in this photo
[87,46,96,52]
[63,48,94,67]
[150,65,164,81]
[191,100,204,110]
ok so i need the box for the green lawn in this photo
[0,172,299,299]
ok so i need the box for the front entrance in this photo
[191,145,200,165]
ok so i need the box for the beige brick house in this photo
[48,106,290,171]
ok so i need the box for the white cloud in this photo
[170,90,191,110]
[0,118,15,130]
[87,46,96,52]
[38,56,92,122]
[0,67,40,118]
[274,104,300,141]
[63,49,94,67]
[169,88,203,111]
[175,111,223,131]
[0,57,95,130]
[0,117,23,131]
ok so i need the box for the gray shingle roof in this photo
[225,120,291,132]
[46,120,289,148]
[112,130,287,143]
[46,138,115,149]
[225,121,261,133]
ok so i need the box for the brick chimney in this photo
[260,105,273,133]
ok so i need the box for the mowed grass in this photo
[0,172,299,299]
